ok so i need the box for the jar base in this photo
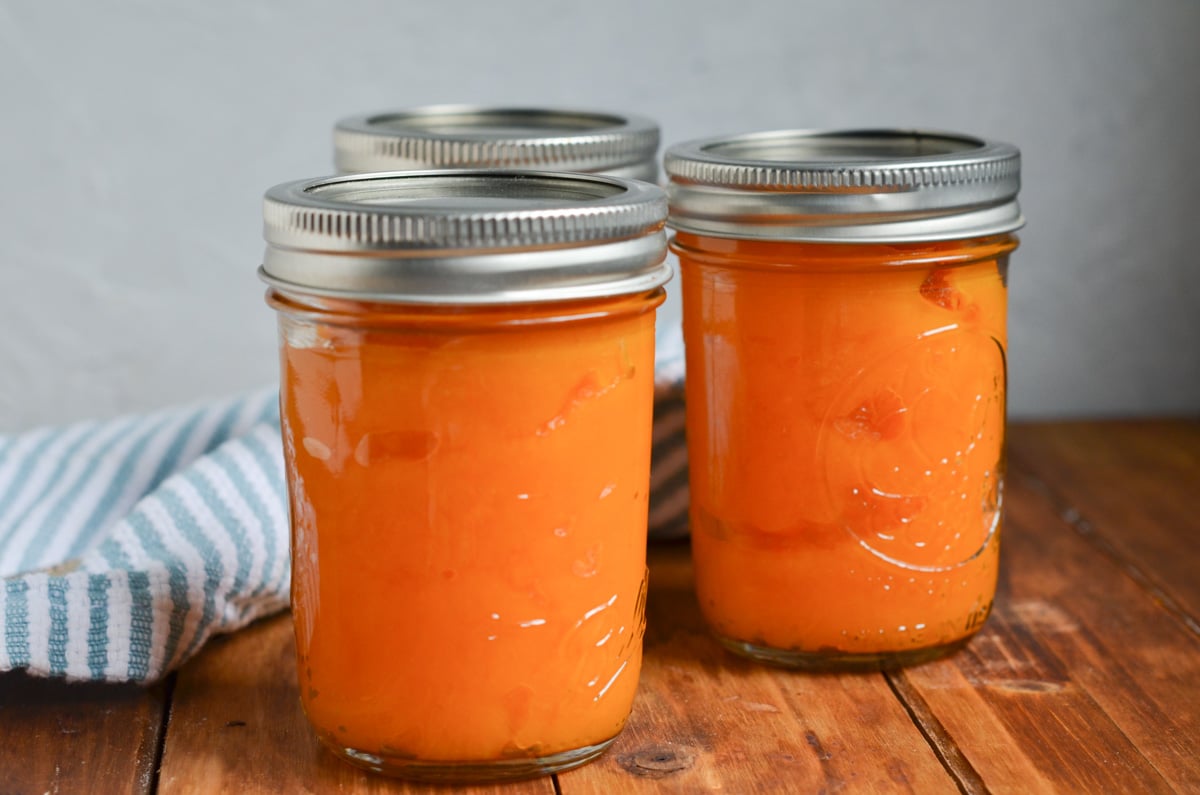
[325,736,618,783]
[715,634,973,672]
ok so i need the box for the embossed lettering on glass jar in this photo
[665,130,1023,670]
[261,171,669,780]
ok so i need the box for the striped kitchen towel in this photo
[0,325,688,683]
[0,390,288,683]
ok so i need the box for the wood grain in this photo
[897,468,1200,793]
[157,615,554,795]
[0,671,166,795]
[557,543,961,794]
[1008,420,1200,631]
[8,421,1200,794]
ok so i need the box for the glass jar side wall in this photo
[673,233,1016,669]
[271,290,662,777]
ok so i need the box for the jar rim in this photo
[665,129,1023,243]
[261,170,670,305]
[335,105,660,182]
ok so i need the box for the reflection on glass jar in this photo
[261,171,669,779]
[665,130,1024,670]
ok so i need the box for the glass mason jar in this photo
[664,130,1024,670]
[260,171,670,780]
[334,106,690,539]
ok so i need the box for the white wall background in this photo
[1,0,1197,431]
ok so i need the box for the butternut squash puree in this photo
[674,233,1016,662]
[273,292,660,762]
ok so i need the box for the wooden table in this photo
[2,420,1198,793]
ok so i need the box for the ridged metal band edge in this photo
[664,151,1020,192]
[263,172,668,253]
[334,107,660,176]
[336,127,659,170]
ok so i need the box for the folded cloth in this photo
[0,326,689,683]
[0,390,287,683]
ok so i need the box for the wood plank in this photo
[896,463,1200,793]
[558,543,960,794]
[0,671,166,795]
[1008,420,1200,630]
[154,421,1200,793]
[157,613,555,795]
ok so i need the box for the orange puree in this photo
[674,232,1017,666]
[272,291,660,763]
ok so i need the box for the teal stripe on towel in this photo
[0,429,88,566]
[193,462,254,617]
[127,513,190,674]
[126,570,154,680]
[87,574,110,679]
[256,394,281,426]
[0,430,68,551]
[4,579,30,668]
[143,412,206,505]
[228,432,284,599]
[247,429,287,592]
[47,577,69,676]
[3,424,98,533]
[208,399,253,454]
[77,415,176,545]
[159,487,223,661]
[17,417,139,571]
[98,536,133,571]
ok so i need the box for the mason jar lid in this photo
[335,106,661,182]
[261,170,670,305]
[664,129,1023,242]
